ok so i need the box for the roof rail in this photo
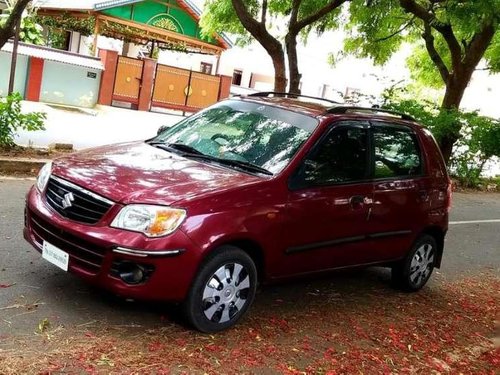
[327,106,415,121]
[248,92,341,105]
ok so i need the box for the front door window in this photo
[294,123,369,188]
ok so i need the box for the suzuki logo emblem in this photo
[61,192,75,209]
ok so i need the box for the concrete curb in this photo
[0,157,49,176]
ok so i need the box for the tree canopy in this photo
[345,0,499,97]
[344,0,499,162]
[200,0,347,93]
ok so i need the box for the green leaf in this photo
[0,93,46,146]
[344,0,500,89]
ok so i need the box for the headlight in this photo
[36,162,52,192]
[111,205,186,237]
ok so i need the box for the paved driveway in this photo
[15,102,181,150]
[1,178,498,338]
[0,179,499,373]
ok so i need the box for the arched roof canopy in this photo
[37,0,231,55]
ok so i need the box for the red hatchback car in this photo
[24,93,451,332]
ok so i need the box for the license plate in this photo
[42,241,69,271]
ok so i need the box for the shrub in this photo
[450,114,500,188]
[0,93,46,147]
[381,88,499,188]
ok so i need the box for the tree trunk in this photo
[231,0,287,92]
[0,0,31,49]
[271,50,287,92]
[266,41,287,92]
[439,74,470,164]
[438,135,456,166]
[441,76,468,110]
[285,33,301,94]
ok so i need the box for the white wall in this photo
[70,34,124,57]
[0,51,29,97]
[157,49,218,73]
[218,44,274,86]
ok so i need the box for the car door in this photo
[278,121,374,277]
[364,121,428,262]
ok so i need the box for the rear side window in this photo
[372,124,423,178]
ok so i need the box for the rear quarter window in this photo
[372,124,423,179]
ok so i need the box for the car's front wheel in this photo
[392,234,437,292]
[183,246,257,333]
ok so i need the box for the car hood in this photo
[51,142,262,205]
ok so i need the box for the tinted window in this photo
[298,124,369,186]
[373,125,422,178]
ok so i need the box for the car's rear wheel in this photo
[183,246,257,333]
[392,234,437,292]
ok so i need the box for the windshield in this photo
[151,100,318,175]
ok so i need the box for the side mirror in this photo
[157,125,168,135]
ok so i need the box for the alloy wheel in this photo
[202,263,251,324]
[409,243,435,287]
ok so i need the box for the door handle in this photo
[349,195,365,209]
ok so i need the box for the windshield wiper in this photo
[147,141,204,155]
[218,159,273,176]
[165,143,204,155]
[187,154,273,176]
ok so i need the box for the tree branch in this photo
[374,16,416,42]
[462,21,495,75]
[231,0,279,48]
[399,0,462,69]
[261,0,268,25]
[231,0,286,91]
[0,0,31,49]
[293,0,347,33]
[289,0,301,28]
[422,23,449,83]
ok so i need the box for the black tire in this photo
[183,246,257,333]
[392,234,437,292]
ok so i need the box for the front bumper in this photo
[24,185,201,302]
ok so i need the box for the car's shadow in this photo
[12,264,443,335]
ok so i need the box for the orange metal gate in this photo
[152,65,190,109]
[187,72,221,109]
[113,56,144,105]
[152,64,221,112]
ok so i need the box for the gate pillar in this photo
[218,75,232,100]
[98,49,119,106]
[138,58,157,111]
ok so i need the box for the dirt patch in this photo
[0,145,52,159]
[0,275,498,374]
[0,145,72,177]
[0,145,73,160]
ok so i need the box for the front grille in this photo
[29,210,107,273]
[45,176,113,224]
